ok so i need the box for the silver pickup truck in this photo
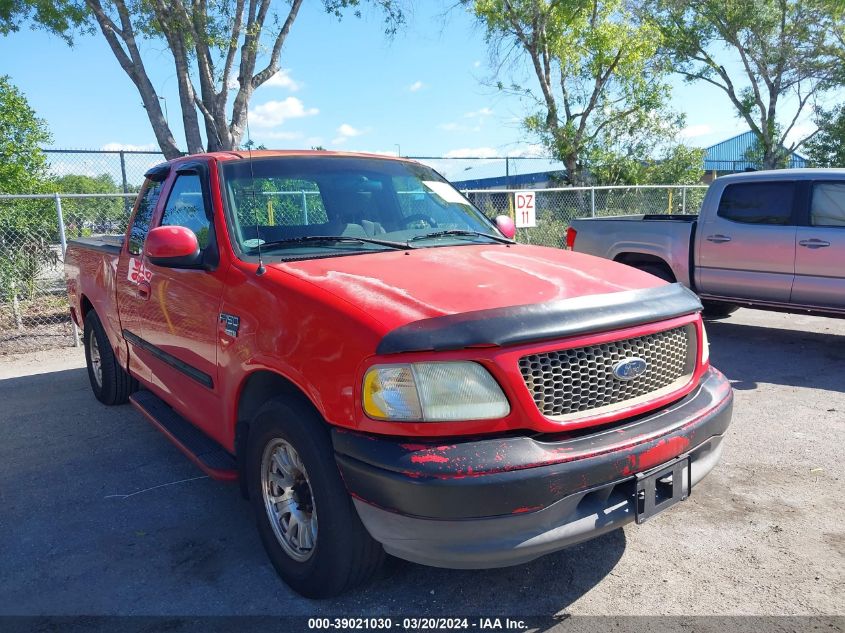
[569,169,845,318]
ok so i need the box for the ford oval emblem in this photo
[612,357,648,381]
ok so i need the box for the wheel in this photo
[247,397,384,598]
[632,262,675,283]
[702,301,739,319]
[83,310,138,405]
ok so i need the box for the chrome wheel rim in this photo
[89,329,103,388]
[261,439,317,562]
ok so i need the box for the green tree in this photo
[469,0,678,184]
[805,105,845,167]
[0,76,55,312]
[0,74,50,193]
[590,143,705,185]
[653,0,843,169]
[51,173,125,237]
[1,1,404,158]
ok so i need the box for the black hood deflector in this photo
[376,283,702,355]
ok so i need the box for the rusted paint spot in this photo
[399,443,429,451]
[410,453,450,464]
[638,435,690,471]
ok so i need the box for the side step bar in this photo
[129,390,238,481]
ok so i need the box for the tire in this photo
[247,397,384,598]
[83,310,138,405]
[702,301,739,320]
[632,262,676,283]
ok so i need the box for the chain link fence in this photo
[0,149,709,354]
[0,193,135,355]
[464,185,707,247]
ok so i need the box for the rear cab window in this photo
[128,180,164,255]
[717,182,796,225]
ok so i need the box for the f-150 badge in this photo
[220,313,240,337]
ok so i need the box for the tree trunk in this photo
[171,40,204,154]
[565,155,581,186]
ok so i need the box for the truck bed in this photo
[67,235,125,254]
[570,215,697,288]
[588,214,698,222]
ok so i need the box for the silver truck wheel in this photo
[83,310,138,405]
[247,397,384,598]
[261,438,318,562]
[88,327,103,388]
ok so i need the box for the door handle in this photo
[706,234,732,244]
[138,281,151,300]
[798,239,831,249]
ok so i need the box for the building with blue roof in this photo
[442,130,808,190]
[703,131,807,175]
[448,158,568,190]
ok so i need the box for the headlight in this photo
[362,362,510,422]
[700,322,710,364]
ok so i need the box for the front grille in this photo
[519,325,696,420]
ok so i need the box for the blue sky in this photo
[0,1,827,160]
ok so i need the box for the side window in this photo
[128,180,163,255]
[810,182,845,227]
[160,174,212,248]
[717,182,795,225]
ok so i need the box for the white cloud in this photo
[507,144,547,158]
[249,97,318,128]
[100,142,158,152]
[409,80,424,92]
[332,123,365,145]
[464,107,493,119]
[350,149,399,157]
[338,123,363,138]
[260,130,305,141]
[473,60,482,68]
[440,108,493,133]
[679,124,713,139]
[263,69,301,91]
[444,147,499,159]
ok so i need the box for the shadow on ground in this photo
[0,366,624,616]
[706,318,845,392]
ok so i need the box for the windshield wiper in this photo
[253,235,412,251]
[407,230,514,245]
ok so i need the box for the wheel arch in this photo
[613,252,677,281]
[80,294,94,319]
[233,368,326,498]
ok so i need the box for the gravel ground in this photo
[0,308,842,618]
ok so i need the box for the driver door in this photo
[139,163,229,445]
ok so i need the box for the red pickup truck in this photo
[65,151,733,598]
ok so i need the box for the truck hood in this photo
[271,244,665,334]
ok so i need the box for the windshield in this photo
[219,156,503,260]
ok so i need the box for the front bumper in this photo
[333,367,733,569]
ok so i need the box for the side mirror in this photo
[495,215,516,240]
[145,225,201,268]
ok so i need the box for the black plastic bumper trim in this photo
[333,367,732,520]
[376,283,702,354]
